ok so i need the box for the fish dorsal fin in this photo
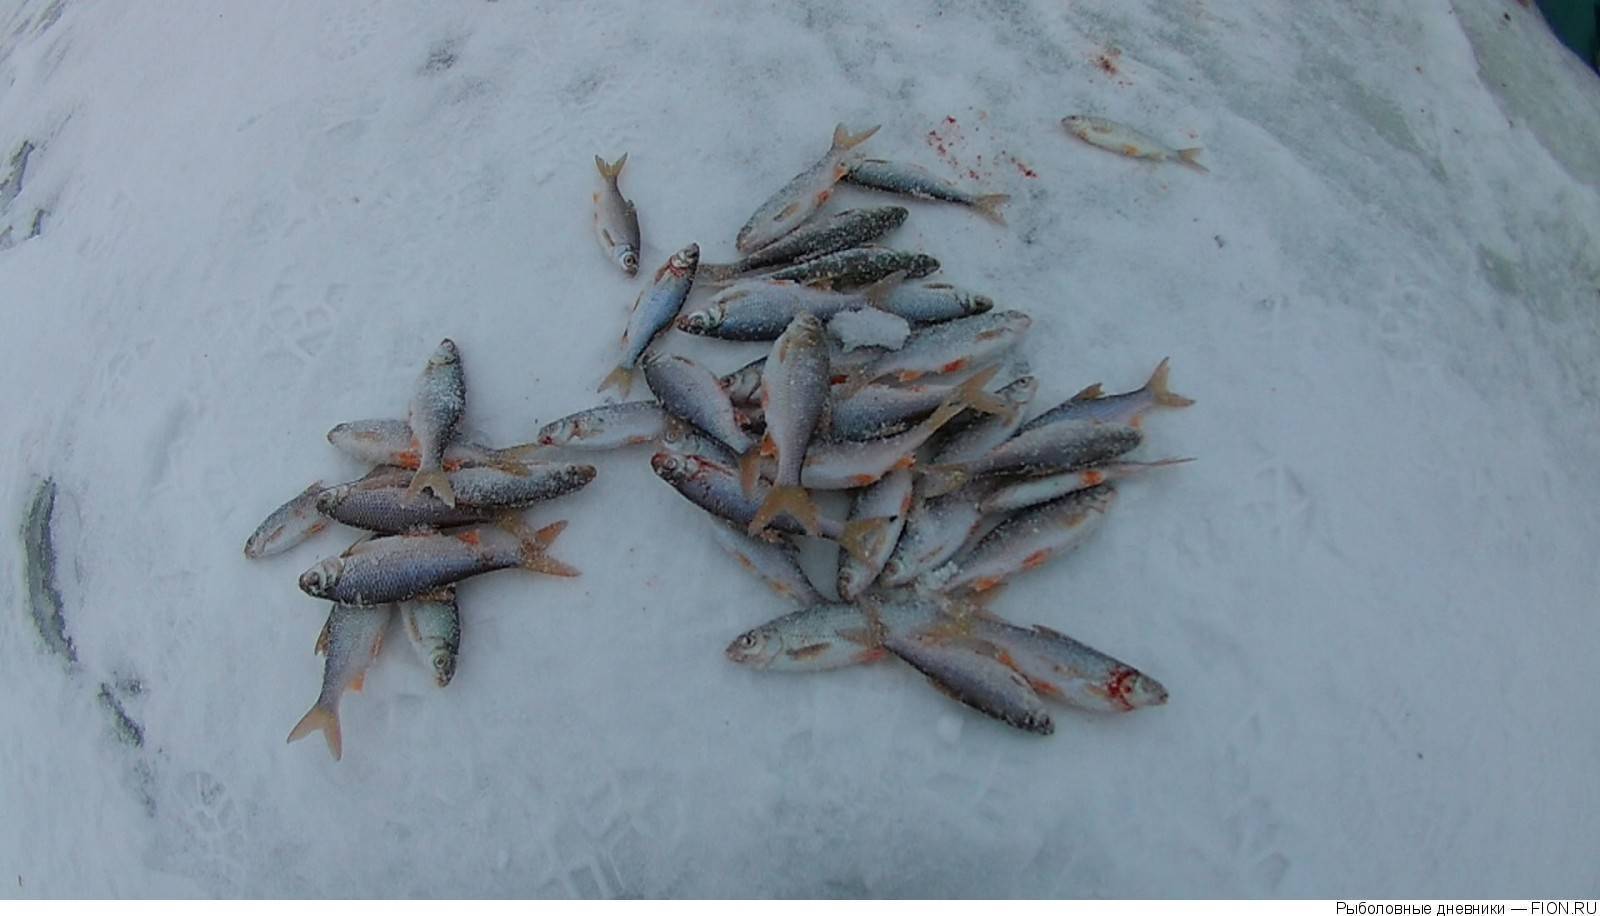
[1070,383,1104,401]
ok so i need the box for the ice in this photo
[2,0,1599,899]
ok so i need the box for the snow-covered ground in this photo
[4,0,1599,899]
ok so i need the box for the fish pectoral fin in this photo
[349,672,366,693]
[773,201,804,222]
[600,227,615,247]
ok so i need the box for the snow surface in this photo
[4,0,1600,899]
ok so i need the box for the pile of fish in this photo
[244,340,594,760]
[545,122,1196,735]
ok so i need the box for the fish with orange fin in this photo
[1061,116,1208,173]
[735,122,880,254]
[244,480,330,558]
[924,484,1117,594]
[745,313,831,537]
[325,418,537,470]
[592,153,640,276]
[598,243,699,397]
[1019,357,1194,433]
[405,339,467,507]
[288,602,392,761]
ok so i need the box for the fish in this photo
[659,417,741,466]
[879,481,992,587]
[840,310,1031,393]
[735,123,880,254]
[707,520,823,605]
[918,419,1142,497]
[1061,115,1207,173]
[244,481,331,558]
[836,469,914,600]
[827,307,910,352]
[315,464,597,534]
[593,153,641,275]
[979,458,1192,514]
[298,520,578,606]
[879,627,1053,735]
[287,603,393,760]
[928,375,1039,465]
[642,353,755,454]
[1018,357,1194,433]
[844,158,1010,224]
[725,602,884,671]
[878,282,995,324]
[676,272,901,341]
[534,401,670,450]
[700,206,907,283]
[400,587,461,688]
[598,243,699,397]
[326,419,536,470]
[927,485,1117,593]
[765,246,939,289]
[802,369,1004,489]
[826,379,958,442]
[406,339,468,507]
[747,313,831,537]
[719,347,886,406]
[648,450,886,562]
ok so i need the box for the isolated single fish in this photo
[401,587,461,688]
[326,418,534,470]
[842,310,1031,392]
[735,122,880,254]
[880,626,1053,735]
[928,484,1117,593]
[828,307,910,352]
[844,158,1010,224]
[316,464,596,533]
[879,481,992,587]
[649,450,886,562]
[1019,357,1194,433]
[298,520,578,606]
[699,206,907,283]
[407,339,468,507]
[747,313,832,537]
[707,519,823,605]
[643,353,756,455]
[598,243,699,397]
[878,282,995,324]
[837,469,915,600]
[535,401,670,450]
[765,246,939,289]
[919,419,1141,497]
[245,481,331,558]
[1061,115,1207,173]
[939,609,1168,712]
[928,375,1039,465]
[287,602,393,761]
[980,458,1191,514]
[593,153,641,275]
[725,602,884,671]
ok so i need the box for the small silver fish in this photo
[1019,357,1194,433]
[401,587,461,688]
[747,313,832,537]
[837,469,915,600]
[1061,115,1207,173]
[929,375,1039,465]
[842,311,1031,392]
[643,353,754,454]
[735,123,880,254]
[535,401,669,450]
[979,458,1191,514]
[598,243,699,397]
[593,153,641,275]
[407,339,468,507]
[878,281,995,324]
[287,603,393,760]
[298,520,578,606]
[765,246,938,289]
[879,481,992,587]
[928,485,1117,593]
[245,481,330,558]
[316,464,597,534]
[880,627,1053,735]
[677,273,899,341]
[325,418,534,470]
[919,419,1141,497]
[844,158,1010,224]
[659,417,740,466]
[699,206,907,283]
[707,519,822,605]
[725,602,885,671]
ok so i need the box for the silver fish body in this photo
[826,379,957,442]
[881,627,1053,735]
[598,243,699,396]
[844,158,1010,224]
[407,339,468,506]
[535,401,670,450]
[401,588,461,688]
[326,418,528,470]
[707,519,822,605]
[979,459,1191,514]
[960,615,1167,713]
[879,481,991,587]
[245,481,331,558]
[593,153,641,275]
[837,469,915,600]
[1061,115,1207,173]
[765,246,939,289]
[287,603,393,760]
[700,205,907,282]
[921,420,1141,496]
[735,123,880,254]
[849,310,1030,388]
[929,375,1039,465]
[725,602,883,671]
[801,378,978,489]
[880,282,995,324]
[659,417,740,466]
[1019,357,1194,433]
[643,353,755,453]
[316,464,596,533]
[677,276,895,341]
[748,313,832,534]
[930,485,1116,593]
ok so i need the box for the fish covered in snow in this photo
[725,602,884,671]
[287,602,392,760]
[593,153,641,276]
[765,246,939,290]
[598,243,699,397]
[844,158,1010,224]
[245,481,331,558]
[315,464,596,534]
[746,313,832,536]
[677,273,899,341]
[407,339,468,507]
[535,401,670,450]
[928,375,1039,465]
[326,419,535,470]
[735,123,880,254]
[699,206,907,283]
[877,281,995,324]
[926,484,1117,593]
[401,587,461,688]
[1061,116,1207,173]
[879,480,992,587]
[644,353,755,455]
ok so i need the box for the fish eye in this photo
[434,655,451,671]
[622,251,639,270]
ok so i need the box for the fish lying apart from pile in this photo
[245,339,595,760]
[544,122,1194,736]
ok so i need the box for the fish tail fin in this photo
[503,518,581,577]
[595,153,627,180]
[946,364,1009,420]
[1176,148,1208,174]
[1144,357,1195,408]
[597,365,634,397]
[973,193,1010,225]
[287,703,342,761]
[862,269,907,309]
[406,469,456,507]
[737,447,765,497]
[748,485,821,537]
[832,123,881,152]
[916,464,969,498]
[839,516,891,565]
[492,442,544,461]
[833,367,873,400]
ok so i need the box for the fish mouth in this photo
[297,570,325,595]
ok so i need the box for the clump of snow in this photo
[828,307,911,351]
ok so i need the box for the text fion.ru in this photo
[1336,904,1599,916]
